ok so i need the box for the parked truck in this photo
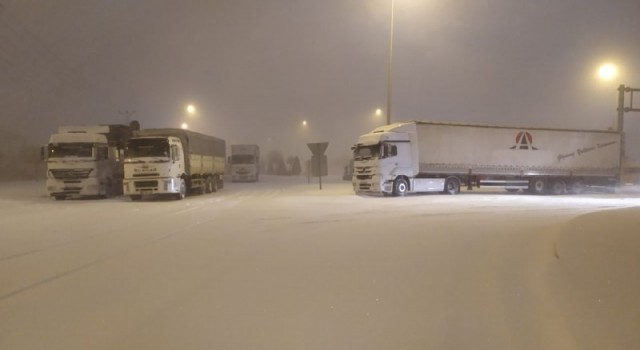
[352,121,622,196]
[122,128,226,200]
[230,144,260,182]
[43,124,132,200]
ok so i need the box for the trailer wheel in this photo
[211,176,218,192]
[529,179,546,195]
[392,177,409,196]
[104,178,114,198]
[204,177,212,194]
[444,177,461,195]
[549,179,566,195]
[568,180,585,194]
[197,179,206,195]
[175,179,187,200]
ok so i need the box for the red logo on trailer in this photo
[509,131,538,150]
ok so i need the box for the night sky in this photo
[2,0,639,165]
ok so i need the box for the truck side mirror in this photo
[40,145,47,161]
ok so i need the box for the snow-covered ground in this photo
[1,176,639,349]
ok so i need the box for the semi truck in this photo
[122,128,226,200]
[352,121,622,196]
[43,124,132,200]
[230,144,260,182]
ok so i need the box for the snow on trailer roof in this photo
[376,120,620,134]
[55,124,132,146]
[133,128,226,156]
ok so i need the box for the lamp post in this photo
[386,0,395,125]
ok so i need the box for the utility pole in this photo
[616,84,640,181]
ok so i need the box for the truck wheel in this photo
[211,176,218,192]
[104,178,114,198]
[175,179,186,200]
[568,180,585,194]
[549,179,566,195]
[197,180,206,195]
[529,179,546,195]
[204,177,212,194]
[392,178,409,196]
[444,177,461,195]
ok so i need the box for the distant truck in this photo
[352,121,622,196]
[230,144,260,182]
[43,125,132,200]
[123,128,226,200]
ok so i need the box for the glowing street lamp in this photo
[375,108,383,117]
[597,63,618,81]
[186,104,196,115]
[302,120,308,126]
[181,122,188,130]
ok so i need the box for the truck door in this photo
[384,141,412,174]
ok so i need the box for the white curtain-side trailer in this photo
[352,121,621,196]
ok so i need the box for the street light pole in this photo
[386,0,395,125]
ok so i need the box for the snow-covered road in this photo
[1,176,639,349]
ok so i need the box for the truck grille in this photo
[133,173,159,178]
[50,168,93,180]
[354,166,374,180]
[135,180,158,189]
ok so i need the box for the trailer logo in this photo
[509,131,538,150]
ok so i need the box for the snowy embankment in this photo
[546,208,640,349]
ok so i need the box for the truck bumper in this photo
[123,177,181,196]
[46,177,102,198]
[232,173,257,182]
[352,175,389,195]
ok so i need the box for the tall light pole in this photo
[386,0,395,125]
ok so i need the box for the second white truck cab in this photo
[123,129,226,200]
[230,144,260,182]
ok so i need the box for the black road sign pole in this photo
[307,142,329,191]
[318,156,322,190]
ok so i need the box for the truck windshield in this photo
[353,144,380,160]
[48,143,94,158]
[231,155,256,164]
[125,138,170,158]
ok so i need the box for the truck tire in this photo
[443,177,461,195]
[197,179,206,195]
[104,178,114,198]
[211,176,218,192]
[175,179,186,200]
[528,179,546,195]
[204,177,212,194]
[392,178,409,196]
[568,180,585,194]
[549,179,566,195]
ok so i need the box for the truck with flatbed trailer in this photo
[123,128,226,200]
[352,121,621,196]
[43,124,132,200]
[230,144,260,182]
